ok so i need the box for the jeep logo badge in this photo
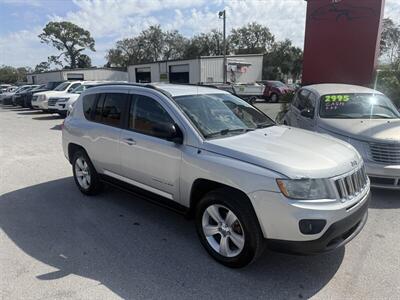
[351,160,358,167]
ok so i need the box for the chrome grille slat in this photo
[48,98,59,106]
[334,165,368,201]
[369,142,400,164]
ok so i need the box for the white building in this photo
[26,68,128,84]
[127,54,263,84]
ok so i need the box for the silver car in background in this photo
[284,84,400,189]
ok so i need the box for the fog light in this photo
[299,219,327,235]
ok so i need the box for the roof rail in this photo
[88,82,173,97]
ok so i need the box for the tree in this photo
[140,25,165,62]
[105,37,147,68]
[163,30,188,60]
[38,21,95,69]
[0,66,32,83]
[184,30,228,58]
[230,23,275,54]
[34,62,50,73]
[77,54,92,68]
[0,65,19,83]
[263,39,303,80]
[380,18,400,64]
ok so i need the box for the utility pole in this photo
[219,10,226,83]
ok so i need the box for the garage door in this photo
[169,64,189,84]
[136,67,151,83]
[67,73,84,80]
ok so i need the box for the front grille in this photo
[48,98,59,106]
[335,166,368,201]
[369,142,400,164]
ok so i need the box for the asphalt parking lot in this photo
[0,105,399,300]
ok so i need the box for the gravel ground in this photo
[0,105,399,300]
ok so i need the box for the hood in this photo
[52,91,76,98]
[203,126,361,179]
[32,88,50,94]
[319,118,400,144]
[35,90,66,97]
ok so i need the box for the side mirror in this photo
[153,123,183,144]
[300,108,314,119]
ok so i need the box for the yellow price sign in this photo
[324,94,350,103]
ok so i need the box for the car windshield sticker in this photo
[324,94,350,110]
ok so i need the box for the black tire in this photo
[72,150,102,195]
[249,96,257,105]
[270,93,279,103]
[195,188,265,268]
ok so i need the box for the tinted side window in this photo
[129,95,174,138]
[83,94,97,120]
[296,89,310,110]
[93,93,126,127]
[94,95,105,122]
[306,92,317,109]
[69,83,81,92]
[101,93,126,126]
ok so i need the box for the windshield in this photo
[53,82,70,91]
[72,84,95,94]
[16,86,31,93]
[320,93,400,119]
[174,93,274,138]
[45,81,64,90]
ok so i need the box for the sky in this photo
[0,0,399,68]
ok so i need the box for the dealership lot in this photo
[0,105,399,299]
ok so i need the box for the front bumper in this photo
[267,194,369,254]
[32,100,48,109]
[249,184,370,246]
[365,161,400,189]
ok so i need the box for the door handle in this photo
[123,138,136,145]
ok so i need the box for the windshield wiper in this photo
[257,122,274,128]
[360,114,394,119]
[204,128,254,138]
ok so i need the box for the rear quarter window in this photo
[83,94,97,120]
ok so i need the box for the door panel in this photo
[86,93,128,175]
[119,94,182,201]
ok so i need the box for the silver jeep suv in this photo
[62,83,370,268]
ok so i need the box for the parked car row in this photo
[1,80,126,117]
[204,80,296,104]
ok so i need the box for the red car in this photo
[257,80,294,103]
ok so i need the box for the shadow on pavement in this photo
[17,111,47,115]
[369,188,400,209]
[32,115,63,120]
[50,124,63,130]
[0,178,344,299]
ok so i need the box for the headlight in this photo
[58,97,69,103]
[276,178,334,200]
[38,95,46,101]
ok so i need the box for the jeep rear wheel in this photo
[195,188,265,268]
[72,150,102,195]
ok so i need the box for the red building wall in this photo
[302,0,385,86]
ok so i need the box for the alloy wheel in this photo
[202,204,245,258]
[75,157,91,189]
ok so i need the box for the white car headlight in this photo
[276,178,335,200]
[38,95,46,101]
[58,97,70,103]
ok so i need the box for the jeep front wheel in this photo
[195,188,265,268]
